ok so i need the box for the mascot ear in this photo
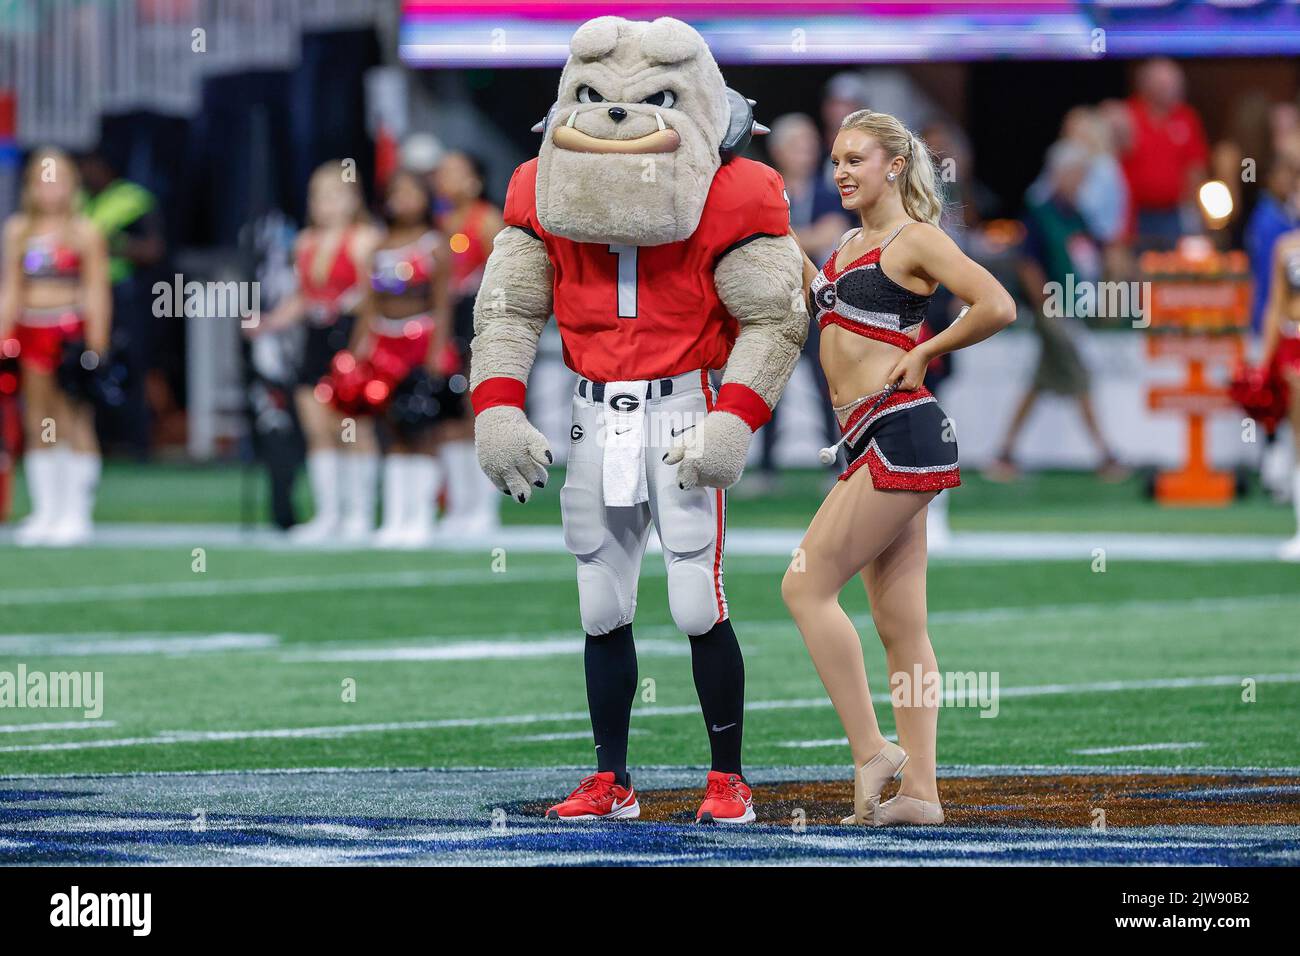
[720,88,770,163]
[640,17,702,65]
[531,102,560,135]
[570,16,621,61]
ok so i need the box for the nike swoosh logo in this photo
[670,425,695,437]
[711,722,737,733]
[611,793,634,811]
[614,428,631,435]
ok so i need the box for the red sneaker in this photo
[545,771,640,821]
[696,771,755,824]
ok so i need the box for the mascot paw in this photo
[474,405,552,502]
[663,410,752,490]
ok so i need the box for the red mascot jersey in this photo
[502,156,790,383]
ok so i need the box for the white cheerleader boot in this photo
[14,449,63,546]
[398,454,442,549]
[439,440,498,536]
[337,452,378,543]
[1281,470,1300,562]
[45,451,98,546]
[374,455,413,548]
[926,490,952,551]
[291,450,342,542]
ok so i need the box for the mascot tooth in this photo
[468,15,807,818]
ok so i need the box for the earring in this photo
[886,171,897,182]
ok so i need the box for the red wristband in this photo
[471,376,527,415]
[714,382,772,432]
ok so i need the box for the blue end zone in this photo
[0,767,1296,866]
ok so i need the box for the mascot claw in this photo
[663,410,752,491]
[474,405,552,504]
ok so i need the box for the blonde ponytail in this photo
[839,110,944,226]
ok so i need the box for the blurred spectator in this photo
[1245,136,1300,504]
[1245,134,1300,336]
[821,72,871,156]
[987,141,1127,482]
[79,149,165,457]
[748,115,846,493]
[1029,105,1131,277]
[921,118,996,231]
[1118,58,1209,251]
[769,113,850,263]
[432,149,503,535]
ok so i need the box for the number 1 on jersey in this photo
[608,243,638,319]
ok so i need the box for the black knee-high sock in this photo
[689,618,745,775]
[584,623,637,786]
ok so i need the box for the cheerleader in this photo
[361,169,454,547]
[0,148,111,546]
[784,111,1016,825]
[433,151,504,535]
[1260,222,1300,561]
[254,163,380,541]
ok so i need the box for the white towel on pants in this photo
[599,381,649,506]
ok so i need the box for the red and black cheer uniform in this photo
[809,223,961,491]
[296,228,363,386]
[13,233,83,374]
[1275,246,1300,378]
[439,199,493,351]
[368,231,441,380]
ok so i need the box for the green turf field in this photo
[5,461,1296,534]
[2,540,1297,778]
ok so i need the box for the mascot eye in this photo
[641,90,677,109]
[576,86,605,104]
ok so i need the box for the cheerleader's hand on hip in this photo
[663,409,751,491]
[474,405,552,503]
[887,348,931,391]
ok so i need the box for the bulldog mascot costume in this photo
[469,16,807,823]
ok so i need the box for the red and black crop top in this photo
[296,228,362,322]
[808,223,932,352]
[22,233,82,282]
[371,231,438,297]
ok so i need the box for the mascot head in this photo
[533,16,762,247]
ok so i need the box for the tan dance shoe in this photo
[872,793,945,826]
[839,741,909,825]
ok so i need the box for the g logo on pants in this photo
[608,393,640,412]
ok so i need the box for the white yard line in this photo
[0,720,117,734]
[3,672,1297,754]
[4,588,1297,654]
[1,523,1290,562]
[282,638,688,663]
[0,566,583,607]
[1071,742,1207,755]
[777,738,849,749]
[0,633,279,656]
[508,729,650,743]
[778,735,896,748]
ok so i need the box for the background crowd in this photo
[3,38,1300,544]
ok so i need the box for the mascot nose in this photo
[607,106,627,123]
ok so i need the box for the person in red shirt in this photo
[1119,58,1209,250]
[468,16,807,825]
